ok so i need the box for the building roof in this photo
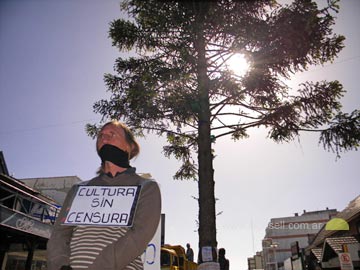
[325,236,359,254]
[0,173,57,205]
[20,175,82,189]
[20,176,83,205]
[311,248,323,262]
[308,195,360,249]
[0,151,9,175]
[321,236,360,262]
[268,209,337,223]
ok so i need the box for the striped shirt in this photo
[70,226,143,270]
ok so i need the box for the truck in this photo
[161,245,197,270]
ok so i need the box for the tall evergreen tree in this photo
[88,0,360,261]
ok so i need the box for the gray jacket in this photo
[47,169,161,270]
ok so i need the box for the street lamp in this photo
[263,239,279,270]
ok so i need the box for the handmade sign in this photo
[201,246,213,262]
[63,185,141,226]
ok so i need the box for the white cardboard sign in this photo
[202,246,213,262]
[64,185,141,226]
[142,221,161,270]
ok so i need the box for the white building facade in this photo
[263,209,338,270]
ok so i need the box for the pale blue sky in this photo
[0,1,359,269]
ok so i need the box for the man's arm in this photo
[46,186,77,270]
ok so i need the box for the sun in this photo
[227,53,250,77]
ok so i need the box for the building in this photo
[19,176,82,205]
[248,251,264,270]
[306,195,360,270]
[263,208,338,270]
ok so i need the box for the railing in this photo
[0,204,53,239]
[0,179,61,239]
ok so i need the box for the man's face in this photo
[96,124,131,154]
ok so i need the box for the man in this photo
[186,243,194,262]
[218,248,229,270]
[47,121,161,270]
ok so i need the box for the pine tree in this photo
[87,0,360,261]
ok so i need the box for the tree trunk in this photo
[194,2,217,262]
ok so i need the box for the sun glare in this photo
[227,53,250,77]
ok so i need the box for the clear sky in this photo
[0,0,359,269]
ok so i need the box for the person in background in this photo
[47,120,161,270]
[218,248,229,270]
[186,243,194,262]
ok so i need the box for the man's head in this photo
[96,120,139,159]
[96,121,140,171]
[219,248,226,257]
